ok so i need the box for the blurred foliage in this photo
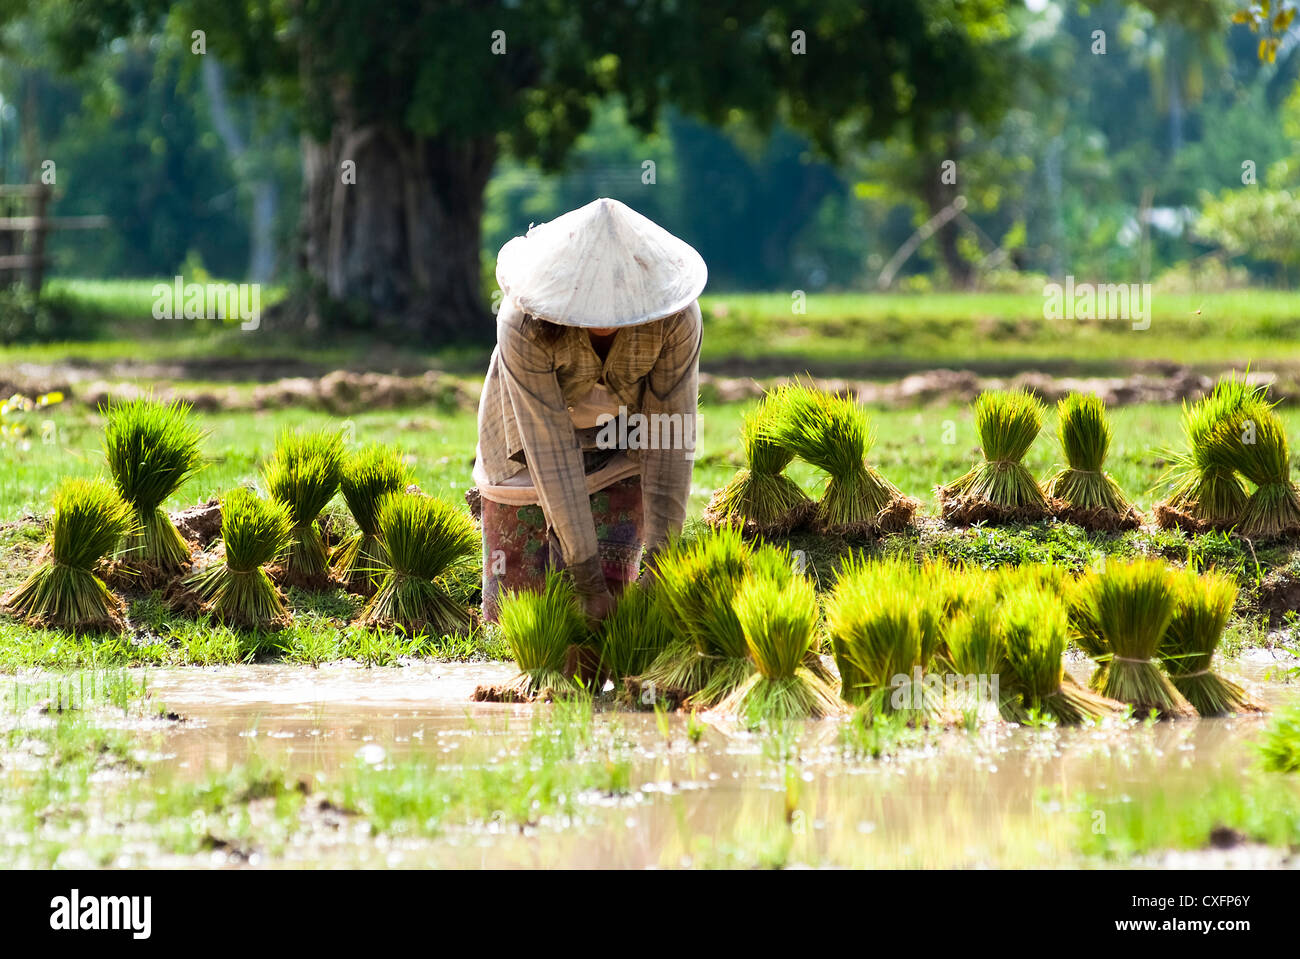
[1,0,1300,307]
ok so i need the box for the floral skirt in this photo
[475,476,644,624]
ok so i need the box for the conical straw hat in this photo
[496,197,707,328]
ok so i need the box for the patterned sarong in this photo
[475,476,644,623]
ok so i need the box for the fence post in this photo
[28,184,51,294]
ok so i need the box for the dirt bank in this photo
[4,362,1294,414]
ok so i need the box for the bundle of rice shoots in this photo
[1,478,134,631]
[1155,375,1261,530]
[704,395,813,534]
[334,444,412,595]
[102,397,205,584]
[362,492,479,636]
[639,527,754,705]
[939,389,1049,524]
[717,569,841,726]
[1001,585,1122,724]
[824,557,943,719]
[1160,568,1262,715]
[184,488,292,629]
[597,581,675,684]
[1074,559,1194,718]
[265,427,345,587]
[1203,399,1300,540]
[496,569,590,700]
[1044,393,1138,529]
[760,384,914,534]
[937,589,1011,717]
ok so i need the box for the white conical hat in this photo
[495,197,707,328]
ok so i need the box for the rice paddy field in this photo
[4,289,1300,872]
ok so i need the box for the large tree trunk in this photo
[298,119,497,343]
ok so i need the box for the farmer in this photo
[472,197,706,625]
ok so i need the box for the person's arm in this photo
[640,301,702,551]
[496,307,613,620]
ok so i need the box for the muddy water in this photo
[137,654,1300,868]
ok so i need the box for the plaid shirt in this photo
[475,296,701,566]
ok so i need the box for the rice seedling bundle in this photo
[1073,559,1195,718]
[184,488,293,629]
[1000,585,1122,724]
[1043,393,1138,529]
[939,389,1049,524]
[334,444,412,595]
[638,528,751,702]
[940,588,1012,717]
[1160,568,1262,716]
[597,581,675,683]
[363,492,479,636]
[1156,376,1261,530]
[824,557,943,718]
[1,478,134,630]
[496,569,590,699]
[101,397,205,582]
[704,395,813,534]
[760,385,914,534]
[264,427,345,585]
[1200,397,1300,540]
[718,568,841,726]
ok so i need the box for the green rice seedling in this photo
[1155,375,1261,530]
[1160,568,1263,716]
[1258,704,1300,773]
[597,581,675,684]
[935,585,1012,717]
[1,479,134,631]
[1044,393,1138,528]
[333,444,412,595]
[264,427,345,587]
[639,527,754,705]
[704,394,814,534]
[939,389,1049,523]
[1202,398,1300,540]
[760,384,913,534]
[101,397,205,583]
[718,567,841,726]
[1000,585,1123,725]
[363,493,479,636]
[824,556,945,720]
[185,488,293,629]
[1073,559,1195,718]
[496,569,590,699]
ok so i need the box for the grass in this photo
[496,569,589,698]
[940,389,1049,520]
[18,285,1300,376]
[334,444,412,595]
[264,427,346,584]
[1,478,134,631]
[1044,392,1134,517]
[1073,559,1195,719]
[185,488,293,629]
[101,397,206,581]
[760,384,909,532]
[363,493,479,635]
[718,562,840,726]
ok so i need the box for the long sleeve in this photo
[639,301,702,550]
[496,312,600,566]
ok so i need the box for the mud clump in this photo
[1050,501,1143,533]
[76,370,478,416]
[171,498,224,548]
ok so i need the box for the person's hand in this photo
[567,554,616,625]
[577,586,616,624]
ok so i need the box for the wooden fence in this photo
[0,184,108,294]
